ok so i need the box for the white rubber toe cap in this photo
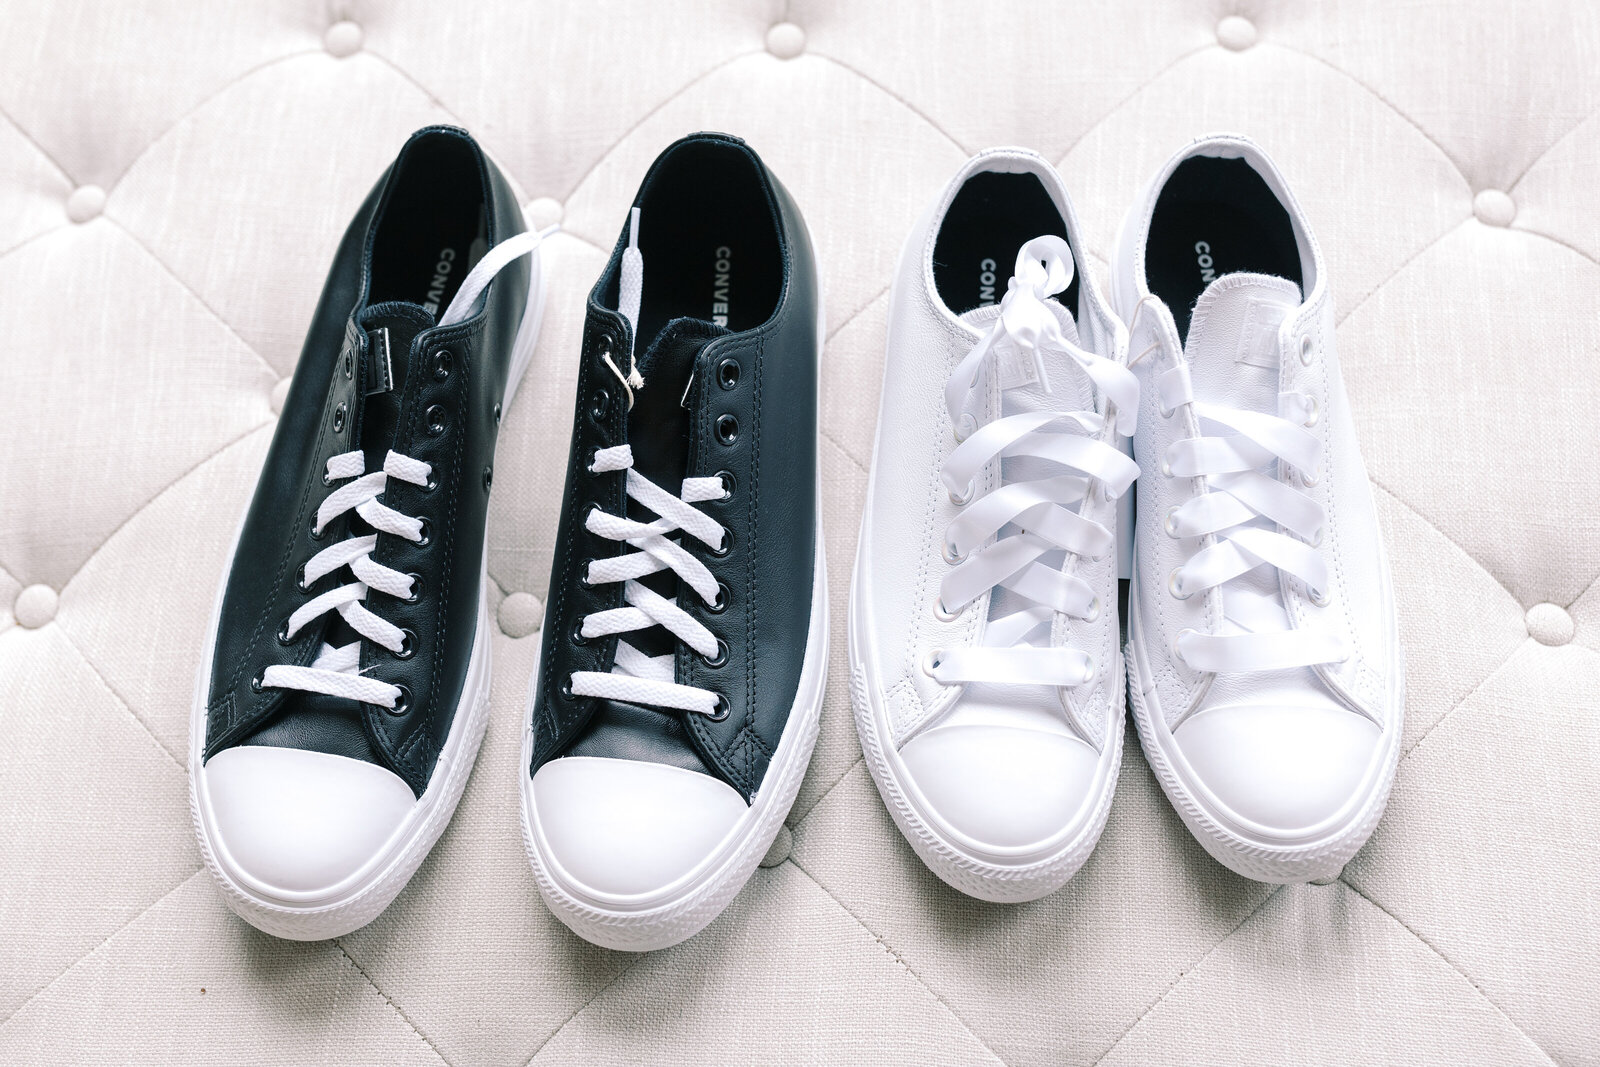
[531,757,748,900]
[204,746,417,898]
[899,724,1101,855]
[1174,702,1382,837]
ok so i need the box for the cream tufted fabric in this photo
[2,2,1597,1064]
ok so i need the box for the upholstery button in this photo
[498,592,544,638]
[65,185,105,223]
[14,585,58,628]
[1217,15,1258,50]
[1526,603,1573,646]
[1473,189,1515,227]
[269,376,291,415]
[766,22,805,59]
[526,197,564,229]
[759,825,792,867]
[324,20,363,57]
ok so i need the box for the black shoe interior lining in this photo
[1145,156,1302,342]
[368,134,488,317]
[628,141,783,344]
[931,171,1079,318]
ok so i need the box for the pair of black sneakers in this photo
[189,126,825,951]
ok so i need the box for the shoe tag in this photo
[364,327,394,395]
[994,337,1041,390]
[1236,295,1291,369]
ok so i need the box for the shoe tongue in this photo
[1182,273,1301,415]
[356,301,434,470]
[958,298,1092,420]
[627,317,729,492]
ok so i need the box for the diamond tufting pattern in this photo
[1,2,1597,1063]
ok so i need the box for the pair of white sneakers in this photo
[849,135,1403,900]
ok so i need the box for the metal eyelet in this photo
[701,639,729,668]
[483,466,493,491]
[597,333,615,360]
[425,404,448,436]
[953,413,977,442]
[1168,568,1192,600]
[1299,336,1315,366]
[402,572,423,603]
[578,558,596,587]
[322,470,335,487]
[249,673,264,693]
[309,521,329,542]
[1081,662,1097,683]
[388,684,411,715]
[707,693,731,721]
[942,540,965,565]
[394,629,416,659]
[570,622,589,646]
[493,402,502,425]
[717,358,740,390]
[715,470,735,500]
[1301,395,1320,427]
[1158,400,1175,419]
[932,597,959,622]
[921,649,944,678]
[295,563,309,590]
[1164,507,1182,538]
[560,676,576,700]
[715,413,738,445]
[710,530,732,558]
[708,582,729,614]
[1308,585,1331,607]
[276,619,293,645]
[431,349,452,381]
[590,388,612,422]
[1083,596,1102,623]
[1309,526,1325,547]
[1161,456,1174,478]
[343,351,353,380]
[949,483,973,507]
[1298,467,1321,488]
[332,402,347,434]
[414,518,431,547]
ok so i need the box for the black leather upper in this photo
[204,126,529,797]
[529,132,820,803]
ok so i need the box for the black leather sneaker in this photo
[520,133,826,951]
[189,126,551,940]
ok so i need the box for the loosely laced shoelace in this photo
[567,444,730,717]
[1142,301,1348,673]
[260,450,432,708]
[258,224,557,710]
[926,236,1139,689]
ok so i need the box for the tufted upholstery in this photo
[2,2,1596,1063]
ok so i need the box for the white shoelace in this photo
[568,444,730,717]
[1146,304,1348,672]
[927,236,1139,689]
[260,449,431,708]
[258,224,557,710]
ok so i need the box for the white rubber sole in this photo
[188,246,546,940]
[520,532,828,952]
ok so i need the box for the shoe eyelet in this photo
[394,629,416,659]
[493,401,502,425]
[1168,568,1192,600]
[431,349,452,381]
[710,530,732,558]
[560,676,575,700]
[701,639,729,668]
[715,413,738,445]
[578,557,596,587]
[322,469,335,487]
[1081,661,1097,683]
[717,358,740,390]
[1083,596,1102,623]
[309,520,329,542]
[1163,507,1182,538]
[921,649,945,679]
[597,333,615,360]
[1158,401,1175,419]
[1298,467,1321,488]
[343,351,353,380]
[953,412,977,442]
[1308,585,1331,607]
[708,582,729,614]
[425,404,449,436]
[590,388,612,422]
[1299,335,1315,366]
[948,483,973,507]
[942,540,965,565]
[414,518,431,547]
[295,563,309,590]
[422,476,438,494]
[715,470,735,500]
[932,597,959,622]
[1173,628,1198,659]
[402,572,423,603]
[250,672,265,693]
[1302,395,1320,427]
[1160,456,1174,478]
[332,401,347,434]
[276,619,293,645]
[387,684,411,715]
[707,693,731,721]
[483,466,493,491]
[570,622,589,646]
[1309,526,1325,547]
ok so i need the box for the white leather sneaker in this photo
[1113,135,1403,884]
[849,149,1139,902]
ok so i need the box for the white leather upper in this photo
[203,745,416,898]
[530,756,747,900]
